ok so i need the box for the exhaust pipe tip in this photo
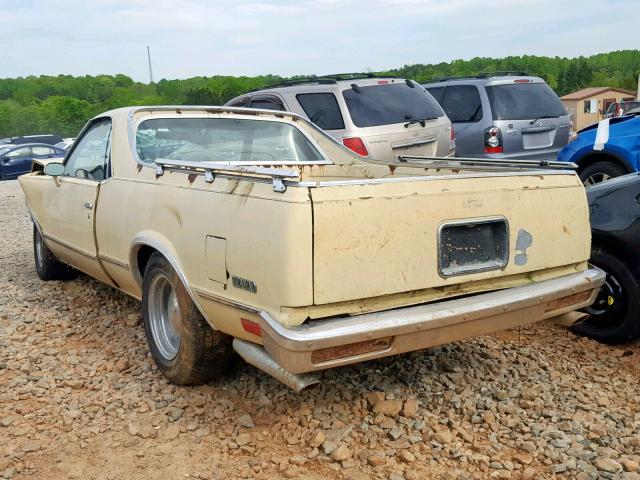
[232,338,321,392]
[552,311,590,327]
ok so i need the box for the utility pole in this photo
[147,46,154,84]
[637,73,639,101]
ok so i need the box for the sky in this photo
[1,0,638,82]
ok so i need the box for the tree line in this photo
[1,50,638,138]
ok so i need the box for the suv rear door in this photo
[485,81,570,155]
[427,84,485,155]
[340,81,451,159]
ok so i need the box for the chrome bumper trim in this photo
[258,269,604,373]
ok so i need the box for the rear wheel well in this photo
[576,153,632,174]
[136,245,156,279]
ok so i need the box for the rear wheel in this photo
[579,161,627,186]
[33,225,75,281]
[142,253,233,385]
[572,248,640,343]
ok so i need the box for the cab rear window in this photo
[342,83,444,128]
[136,117,325,164]
[486,83,566,121]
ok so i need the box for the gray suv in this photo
[226,74,454,161]
[423,73,570,160]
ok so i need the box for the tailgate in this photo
[310,172,590,305]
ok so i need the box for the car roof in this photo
[423,74,546,87]
[1,142,62,149]
[241,77,408,96]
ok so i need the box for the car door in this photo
[40,119,114,283]
[439,85,485,156]
[1,146,32,179]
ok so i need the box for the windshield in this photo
[0,146,11,156]
[486,83,566,120]
[136,117,325,164]
[342,82,445,128]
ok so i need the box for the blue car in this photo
[557,114,640,185]
[0,143,66,180]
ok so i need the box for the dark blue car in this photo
[0,143,66,180]
[557,114,640,185]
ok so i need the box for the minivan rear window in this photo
[343,83,444,128]
[486,83,566,121]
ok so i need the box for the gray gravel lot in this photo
[0,178,639,480]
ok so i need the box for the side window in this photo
[442,85,483,123]
[64,119,112,181]
[32,146,53,157]
[228,98,248,107]
[296,93,345,130]
[6,147,31,159]
[250,97,285,111]
[426,87,446,105]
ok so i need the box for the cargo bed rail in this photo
[154,158,300,192]
[396,155,577,171]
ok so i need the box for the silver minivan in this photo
[226,75,455,161]
[423,74,570,160]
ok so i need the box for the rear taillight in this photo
[449,125,456,153]
[484,126,503,154]
[343,137,369,157]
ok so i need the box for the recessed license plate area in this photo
[439,218,509,277]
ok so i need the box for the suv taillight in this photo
[343,137,369,157]
[449,125,456,153]
[484,126,503,154]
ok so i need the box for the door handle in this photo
[83,202,94,209]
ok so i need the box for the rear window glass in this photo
[342,82,444,128]
[426,86,445,104]
[296,93,345,130]
[136,118,325,164]
[442,85,483,123]
[486,83,566,120]
[250,97,285,111]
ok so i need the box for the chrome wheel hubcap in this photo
[148,274,181,361]
[584,173,611,186]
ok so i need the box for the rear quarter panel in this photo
[95,166,315,335]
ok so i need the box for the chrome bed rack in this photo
[396,155,578,171]
[154,158,300,192]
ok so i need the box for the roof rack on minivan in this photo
[430,71,530,82]
[252,73,397,91]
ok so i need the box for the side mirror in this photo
[44,162,65,177]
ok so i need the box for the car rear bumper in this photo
[257,268,605,374]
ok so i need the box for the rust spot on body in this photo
[187,173,197,183]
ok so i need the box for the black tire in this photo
[579,161,627,186]
[572,248,640,343]
[142,252,233,385]
[33,225,76,281]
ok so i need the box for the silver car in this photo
[226,74,454,161]
[424,74,570,160]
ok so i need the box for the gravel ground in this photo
[1,178,639,480]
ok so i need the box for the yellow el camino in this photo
[19,106,604,390]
